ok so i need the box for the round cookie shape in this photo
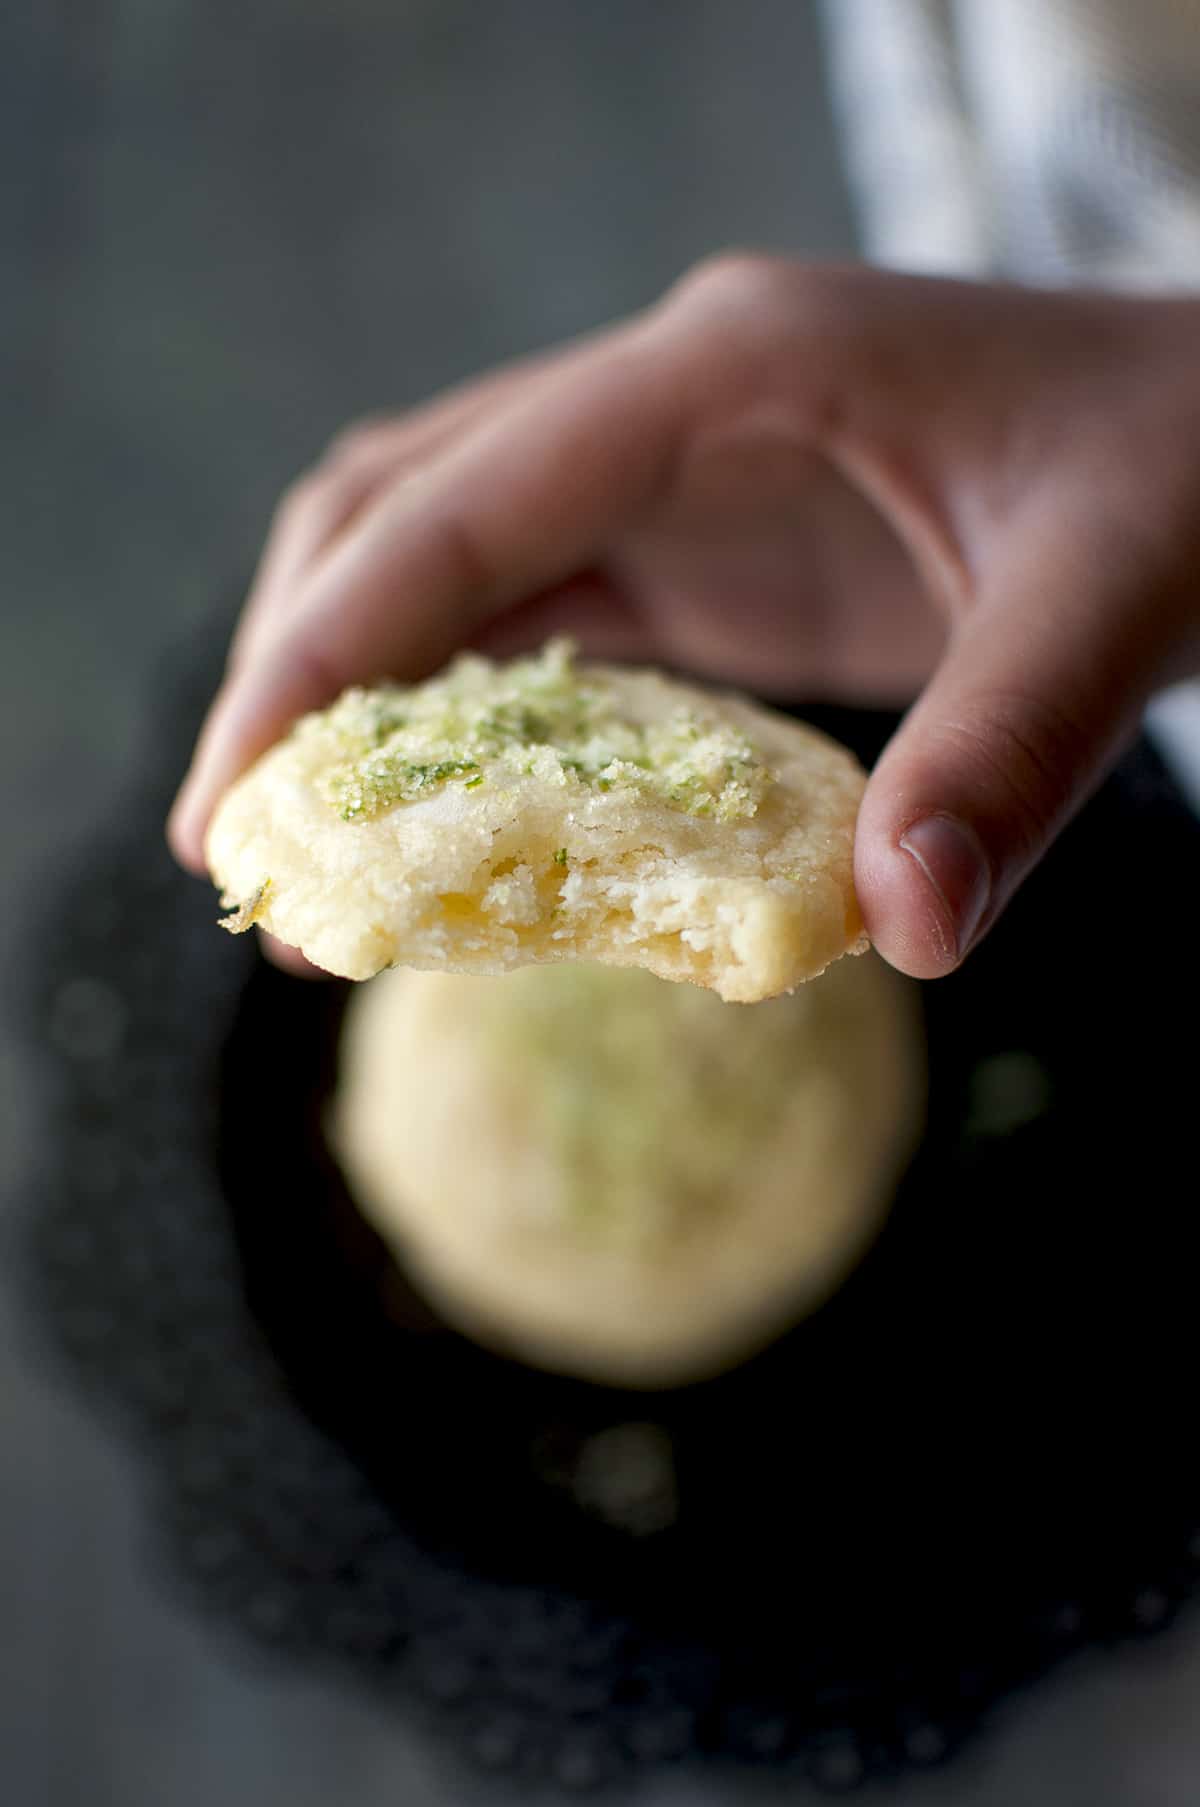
[332,956,924,1388]
[206,642,868,1003]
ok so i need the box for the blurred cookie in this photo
[206,641,866,1002]
[331,955,924,1387]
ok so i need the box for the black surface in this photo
[19,652,1200,1795]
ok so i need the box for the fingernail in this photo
[899,813,991,963]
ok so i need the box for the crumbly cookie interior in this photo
[208,642,868,1002]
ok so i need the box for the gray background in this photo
[3,2,1199,1802]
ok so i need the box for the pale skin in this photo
[168,258,1200,980]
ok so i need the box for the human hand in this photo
[168,258,1200,979]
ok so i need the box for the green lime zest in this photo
[308,640,774,824]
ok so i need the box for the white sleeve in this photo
[816,0,996,274]
[820,0,1200,291]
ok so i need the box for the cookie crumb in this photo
[218,879,272,935]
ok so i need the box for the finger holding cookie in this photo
[170,259,1200,978]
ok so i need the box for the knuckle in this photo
[655,254,854,419]
[664,250,789,322]
[662,251,852,339]
[271,469,325,528]
[272,443,375,535]
[323,416,391,468]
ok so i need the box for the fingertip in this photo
[166,673,282,878]
[166,783,210,876]
[856,813,990,981]
[166,688,244,876]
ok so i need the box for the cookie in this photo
[331,955,924,1387]
[207,641,867,1003]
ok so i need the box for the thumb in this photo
[855,514,1157,979]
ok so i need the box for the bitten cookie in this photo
[206,641,867,1003]
[332,956,924,1388]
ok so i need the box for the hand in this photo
[168,257,1200,979]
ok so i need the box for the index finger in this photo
[168,321,687,872]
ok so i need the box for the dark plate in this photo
[18,633,1200,1795]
